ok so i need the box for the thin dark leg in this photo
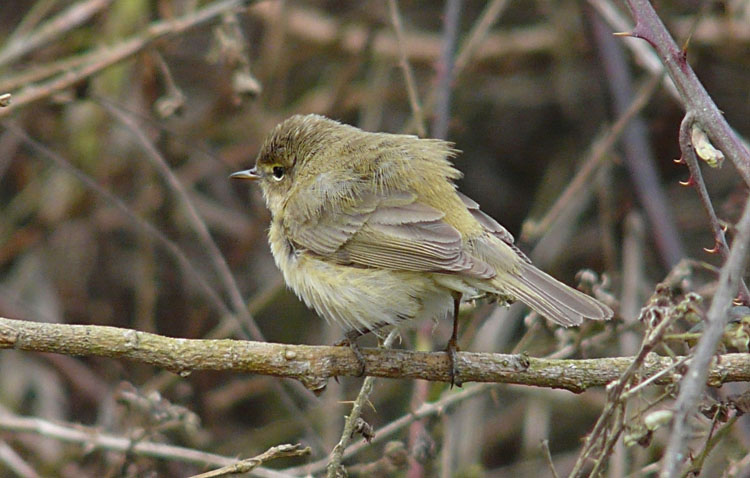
[345,329,367,377]
[446,293,462,387]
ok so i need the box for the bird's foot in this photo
[335,334,366,377]
[445,338,462,388]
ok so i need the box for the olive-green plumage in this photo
[232,114,612,334]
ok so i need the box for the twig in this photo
[621,355,690,399]
[0,49,110,95]
[0,121,232,320]
[326,330,399,478]
[249,3,557,66]
[387,0,426,137]
[589,6,684,268]
[0,409,295,478]
[683,415,738,478]
[153,52,187,118]
[569,301,679,477]
[453,0,510,74]
[188,444,310,478]
[0,0,259,118]
[285,384,492,476]
[541,439,560,478]
[522,72,662,242]
[677,112,750,302]
[406,325,432,478]
[0,0,113,67]
[439,412,455,478]
[100,101,263,342]
[0,439,42,478]
[620,0,750,187]
[660,174,750,478]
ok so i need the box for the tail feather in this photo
[502,262,613,327]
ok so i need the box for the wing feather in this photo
[457,191,532,264]
[286,191,494,278]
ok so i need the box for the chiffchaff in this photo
[232,114,613,383]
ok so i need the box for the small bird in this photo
[232,114,613,384]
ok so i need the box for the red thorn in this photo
[679,176,695,186]
[613,31,634,37]
[703,244,720,254]
[674,156,686,164]
[721,223,728,232]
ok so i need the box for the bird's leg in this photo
[334,329,368,377]
[445,293,463,387]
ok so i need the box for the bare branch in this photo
[3,316,750,393]
[0,0,259,118]
[0,0,113,67]
[189,444,310,478]
[0,409,298,478]
[660,179,750,478]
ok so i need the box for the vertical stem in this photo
[660,194,750,477]
[432,0,463,139]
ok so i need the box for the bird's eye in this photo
[272,166,285,181]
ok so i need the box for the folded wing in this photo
[287,191,495,279]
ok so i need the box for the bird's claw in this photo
[445,338,462,388]
[335,337,366,377]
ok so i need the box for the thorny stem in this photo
[678,112,750,303]
[660,193,750,477]
[609,5,750,473]
[623,0,750,186]
[612,2,750,475]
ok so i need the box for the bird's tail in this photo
[499,261,613,327]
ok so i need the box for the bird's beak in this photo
[230,167,261,181]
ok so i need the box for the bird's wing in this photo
[456,192,532,264]
[287,191,495,278]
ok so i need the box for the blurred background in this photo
[1,1,750,476]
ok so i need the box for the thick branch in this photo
[3,317,750,393]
